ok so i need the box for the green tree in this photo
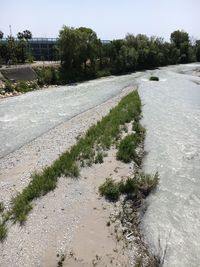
[57,26,100,82]
[22,30,32,40]
[170,30,189,49]
[0,31,3,39]
[196,40,200,62]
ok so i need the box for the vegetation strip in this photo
[0,90,143,241]
[98,97,160,266]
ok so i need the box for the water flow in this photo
[0,73,141,158]
[139,64,200,267]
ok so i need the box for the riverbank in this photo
[0,88,158,266]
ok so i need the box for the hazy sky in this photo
[1,0,199,41]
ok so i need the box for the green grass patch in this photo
[117,134,139,163]
[0,202,5,213]
[99,178,120,201]
[10,90,142,223]
[149,76,159,81]
[99,172,159,202]
[0,222,7,242]
[15,81,38,93]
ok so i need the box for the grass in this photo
[149,76,159,81]
[0,202,5,213]
[0,222,7,242]
[117,119,145,164]
[117,134,139,163]
[99,178,120,201]
[15,81,38,93]
[99,173,159,202]
[10,90,142,224]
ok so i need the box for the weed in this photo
[99,173,159,201]
[0,202,5,213]
[4,80,14,93]
[95,151,104,164]
[149,76,159,81]
[119,177,138,195]
[15,81,30,93]
[0,222,7,242]
[99,178,120,201]
[117,134,139,163]
[138,172,159,196]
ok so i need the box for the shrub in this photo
[36,66,60,86]
[99,173,159,202]
[4,80,14,93]
[99,178,120,201]
[149,76,159,81]
[119,177,138,195]
[117,134,138,163]
[138,172,159,196]
[96,69,111,78]
[15,81,30,93]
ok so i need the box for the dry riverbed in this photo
[0,87,154,266]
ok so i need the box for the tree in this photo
[196,40,200,62]
[57,26,100,81]
[16,30,33,63]
[0,31,3,39]
[22,30,32,40]
[17,32,24,40]
[170,30,189,49]
[170,30,191,63]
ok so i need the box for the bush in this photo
[15,81,30,93]
[119,177,138,195]
[138,172,159,196]
[149,76,159,81]
[36,66,60,86]
[96,69,111,78]
[117,134,139,163]
[4,80,14,93]
[99,178,120,201]
[99,173,159,202]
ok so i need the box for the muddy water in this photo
[139,63,200,267]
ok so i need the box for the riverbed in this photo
[0,63,200,266]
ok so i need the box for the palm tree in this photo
[17,32,24,40]
[23,30,32,40]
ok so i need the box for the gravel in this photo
[0,86,134,267]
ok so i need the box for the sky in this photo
[1,0,200,41]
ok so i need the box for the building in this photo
[27,38,58,61]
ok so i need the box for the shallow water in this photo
[139,63,200,267]
[1,63,200,266]
[0,73,141,158]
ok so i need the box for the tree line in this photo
[0,30,32,64]
[57,26,200,83]
[0,26,200,84]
